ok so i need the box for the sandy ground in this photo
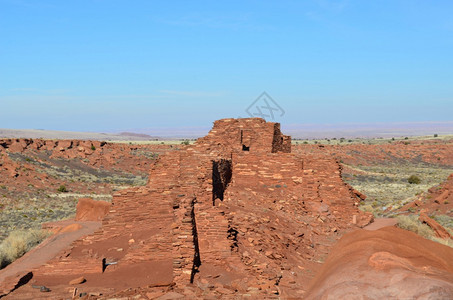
[364,218,398,231]
[0,220,101,292]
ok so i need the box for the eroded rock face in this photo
[424,173,453,213]
[305,226,453,299]
[75,198,111,221]
[4,118,372,298]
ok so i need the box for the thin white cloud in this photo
[159,90,225,97]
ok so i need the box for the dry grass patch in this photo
[396,214,453,248]
[343,163,453,216]
[396,214,434,239]
[0,228,50,269]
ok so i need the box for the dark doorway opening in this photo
[212,159,232,205]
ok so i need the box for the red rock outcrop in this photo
[423,173,453,214]
[305,226,453,299]
[75,198,111,221]
[419,211,452,239]
[3,118,372,298]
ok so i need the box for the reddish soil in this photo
[294,141,453,167]
[363,217,398,230]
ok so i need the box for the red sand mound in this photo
[75,198,111,221]
[305,226,453,299]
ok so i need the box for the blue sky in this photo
[1,0,452,133]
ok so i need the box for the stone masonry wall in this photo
[25,118,371,299]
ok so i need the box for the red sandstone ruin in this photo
[2,118,373,298]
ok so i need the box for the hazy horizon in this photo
[2,119,453,140]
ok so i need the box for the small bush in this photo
[57,185,68,193]
[181,140,190,145]
[434,134,438,137]
[0,229,50,269]
[91,145,96,151]
[408,175,421,184]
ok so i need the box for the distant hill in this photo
[119,132,159,139]
[0,129,162,141]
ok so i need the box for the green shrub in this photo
[434,134,438,138]
[0,229,50,269]
[91,145,96,151]
[57,185,68,193]
[408,175,421,184]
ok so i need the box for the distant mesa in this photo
[118,132,158,139]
